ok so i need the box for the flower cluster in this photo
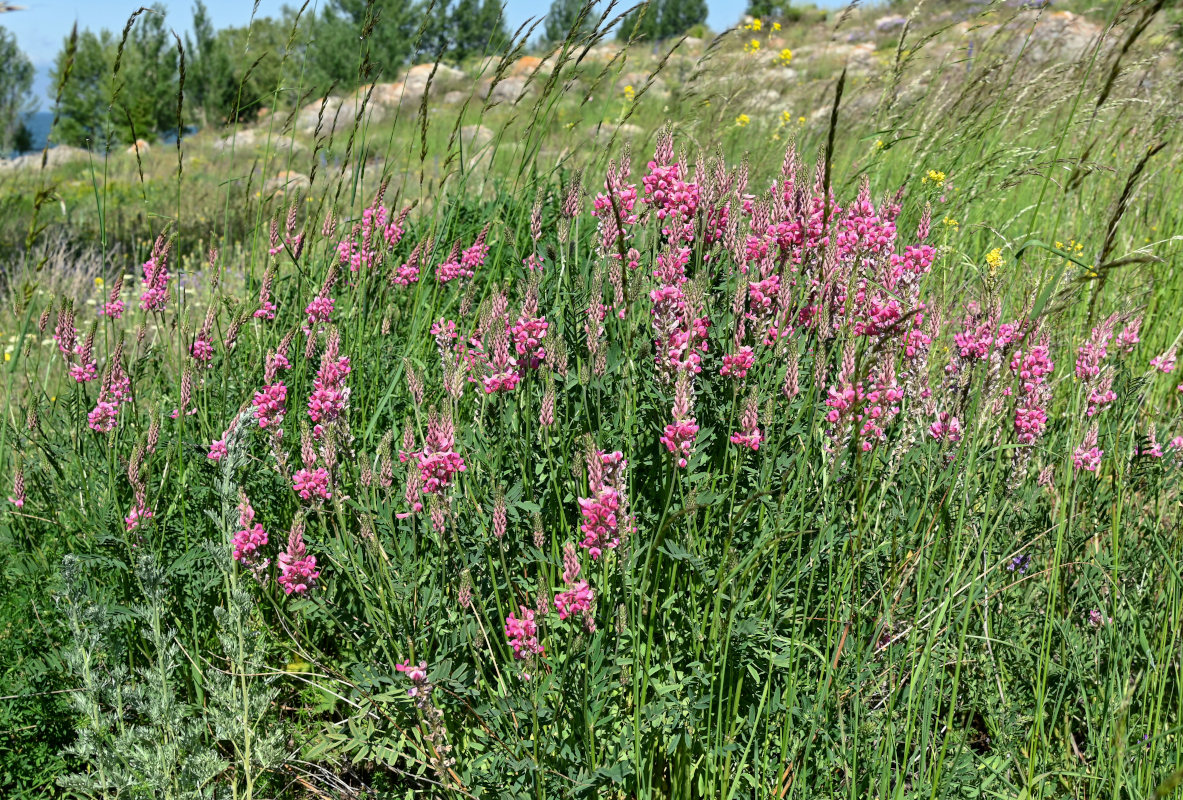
[277,519,320,595]
[413,409,466,495]
[335,200,408,272]
[308,335,351,433]
[1073,425,1103,473]
[730,393,763,451]
[87,342,132,433]
[504,606,543,659]
[553,542,595,630]
[253,382,288,430]
[293,466,331,502]
[437,226,489,284]
[1010,342,1054,446]
[577,449,629,559]
[139,239,172,313]
[232,495,269,567]
[660,372,700,468]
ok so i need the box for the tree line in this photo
[43,0,507,149]
[1,0,716,153]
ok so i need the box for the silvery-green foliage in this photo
[201,425,286,799]
[205,586,286,797]
[56,553,226,799]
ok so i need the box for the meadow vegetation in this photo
[1,0,1183,797]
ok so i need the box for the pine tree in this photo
[616,0,706,42]
[0,25,34,153]
[545,0,591,46]
[48,5,179,148]
[616,0,659,42]
[449,0,484,61]
[314,0,419,84]
[662,0,708,37]
[49,30,116,147]
[185,0,230,126]
[475,0,508,55]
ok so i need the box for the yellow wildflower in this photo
[921,169,946,186]
[744,39,761,54]
[985,248,1003,272]
[797,116,805,125]
[943,216,959,229]
[94,276,105,288]
[750,18,763,31]
[874,139,884,149]
[773,22,782,31]
[777,48,793,66]
[623,85,635,101]
[735,114,751,127]
[780,110,792,125]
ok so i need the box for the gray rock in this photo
[460,125,494,148]
[750,89,782,109]
[298,94,388,136]
[0,145,89,171]
[214,129,306,155]
[485,76,528,105]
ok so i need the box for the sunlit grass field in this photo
[2,1,1183,797]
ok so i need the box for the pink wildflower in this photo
[293,467,332,502]
[730,393,763,450]
[125,502,153,532]
[208,438,229,462]
[930,412,962,444]
[553,581,594,628]
[720,346,756,380]
[139,253,171,313]
[511,315,548,368]
[1151,346,1177,374]
[1115,318,1141,354]
[232,496,269,566]
[99,276,125,319]
[308,346,351,427]
[277,522,320,595]
[253,382,288,430]
[9,464,25,508]
[504,606,544,659]
[418,450,466,494]
[1075,319,1114,381]
[660,373,699,468]
[577,488,620,559]
[1073,425,1103,473]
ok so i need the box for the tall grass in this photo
[1,0,1182,797]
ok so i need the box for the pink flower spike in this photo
[277,522,320,595]
[1151,346,1177,374]
[504,606,544,659]
[293,467,332,502]
[208,438,228,462]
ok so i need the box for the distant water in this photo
[11,111,191,156]
[15,111,54,155]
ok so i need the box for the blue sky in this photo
[1,0,753,107]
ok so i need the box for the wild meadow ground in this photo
[1,1,1183,798]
